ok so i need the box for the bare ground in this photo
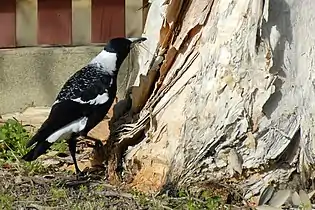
[0,165,232,210]
[0,167,141,210]
[0,108,242,210]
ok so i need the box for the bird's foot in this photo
[75,170,88,180]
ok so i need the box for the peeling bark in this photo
[106,0,315,200]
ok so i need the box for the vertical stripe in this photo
[125,0,143,37]
[91,0,125,43]
[142,0,149,30]
[16,0,37,46]
[72,0,91,45]
[0,0,16,48]
[38,0,72,45]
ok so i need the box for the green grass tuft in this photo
[0,119,48,174]
[0,192,14,209]
[51,141,68,153]
[0,119,30,160]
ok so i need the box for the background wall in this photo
[0,0,145,114]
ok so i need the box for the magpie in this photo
[22,37,147,175]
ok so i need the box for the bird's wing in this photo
[26,64,113,147]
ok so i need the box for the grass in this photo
[0,118,228,209]
[0,118,68,175]
[0,192,14,210]
[0,118,30,160]
[127,187,225,210]
[0,175,143,209]
[51,140,68,153]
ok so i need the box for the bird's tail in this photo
[22,141,52,161]
[26,126,48,148]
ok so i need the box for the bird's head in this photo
[90,37,146,75]
[103,37,147,69]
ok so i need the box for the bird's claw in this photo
[76,170,88,180]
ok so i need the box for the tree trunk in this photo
[106,0,315,201]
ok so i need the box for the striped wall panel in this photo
[91,0,125,43]
[72,0,91,45]
[16,0,37,46]
[0,0,144,48]
[38,0,72,45]
[0,0,16,48]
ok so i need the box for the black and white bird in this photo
[22,37,147,175]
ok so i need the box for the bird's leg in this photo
[68,135,84,177]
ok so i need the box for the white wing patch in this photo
[46,117,88,143]
[72,91,109,105]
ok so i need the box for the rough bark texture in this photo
[107,0,315,200]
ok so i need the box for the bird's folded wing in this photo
[29,67,113,145]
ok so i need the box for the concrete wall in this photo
[0,46,139,114]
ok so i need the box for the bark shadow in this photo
[261,0,293,118]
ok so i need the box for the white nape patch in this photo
[89,50,117,75]
[72,91,109,105]
[46,117,88,143]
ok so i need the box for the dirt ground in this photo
[0,168,141,209]
[0,165,232,210]
[0,107,234,210]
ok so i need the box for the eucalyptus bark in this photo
[106,0,315,199]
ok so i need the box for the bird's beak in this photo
[128,37,147,44]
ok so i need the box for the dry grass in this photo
[0,119,228,210]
